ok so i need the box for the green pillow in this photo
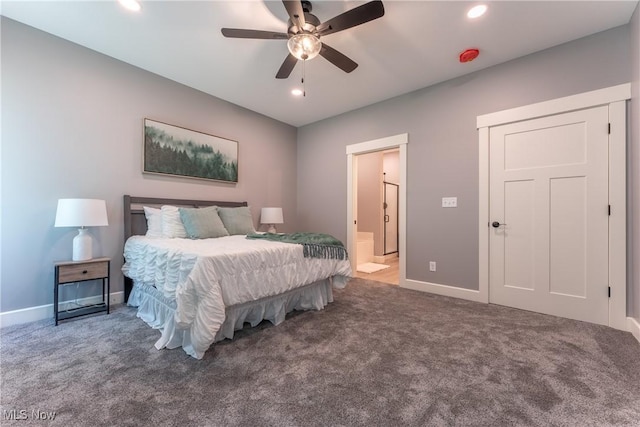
[178,206,229,239]
[217,206,256,235]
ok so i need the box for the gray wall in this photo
[297,26,631,293]
[0,18,298,312]
[631,3,640,321]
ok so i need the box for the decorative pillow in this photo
[217,206,256,235]
[143,206,163,238]
[161,205,188,238]
[179,206,229,239]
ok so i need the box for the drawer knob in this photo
[82,270,88,274]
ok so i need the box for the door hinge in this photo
[608,286,611,298]
[608,205,611,216]
[608,123,611,134]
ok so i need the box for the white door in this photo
[489,106,609,325]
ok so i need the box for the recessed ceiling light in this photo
[118,0,142,12]
[291,89,303,96]
[467,4,487,19]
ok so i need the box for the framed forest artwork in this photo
[143,119,238,183]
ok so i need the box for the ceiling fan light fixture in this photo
[287,33,321,61]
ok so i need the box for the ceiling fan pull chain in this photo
[302,59,306,97]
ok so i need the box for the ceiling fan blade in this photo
[319,43,358,73]
[276,54,298,79]
[221,28,288,40]
[282,1,306,30]
[317,0,385,37]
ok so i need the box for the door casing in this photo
[477,83,630,330]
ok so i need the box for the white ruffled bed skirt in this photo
[128,279,336,358]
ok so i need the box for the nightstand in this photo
[54,257,110,325]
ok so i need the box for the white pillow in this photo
[143,206,163,238]
[161,205,187,238]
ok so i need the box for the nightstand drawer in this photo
[57,261,109,283]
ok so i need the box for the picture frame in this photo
[143,118,238,183]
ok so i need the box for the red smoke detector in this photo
[459,48,480,63]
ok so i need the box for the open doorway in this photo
[352,150,399,284]
[346,134,407,287]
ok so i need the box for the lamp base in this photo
[268,225,277,233]
[72,228,93,261]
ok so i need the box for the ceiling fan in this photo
[221,0,385,79]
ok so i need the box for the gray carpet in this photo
[1,278,639,426]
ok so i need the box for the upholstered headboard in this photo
[122,195,248,299]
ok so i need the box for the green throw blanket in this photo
[246,232,348,260]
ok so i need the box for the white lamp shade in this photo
[55,199,108,228]
[261,207,283,225]
[55,199,108,261]
[261,207,283,234]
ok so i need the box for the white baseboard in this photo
[402,279,485,303]
[628,317,640,344]
[0,292,125,328]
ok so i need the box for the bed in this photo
[122,195,352,359]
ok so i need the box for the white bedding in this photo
[123,235,352,358]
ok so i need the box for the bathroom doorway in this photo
[347,135,407,286]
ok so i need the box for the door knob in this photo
[492,221,506,228]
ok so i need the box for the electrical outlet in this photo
[429,261,436,272]
[442,197,457,208]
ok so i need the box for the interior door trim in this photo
[477,83,630,330]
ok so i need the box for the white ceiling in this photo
[1,1,637,127]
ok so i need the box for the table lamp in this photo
[55,199,109,261]
[261,207,283,233]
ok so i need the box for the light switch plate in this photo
[442,197,457,208]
